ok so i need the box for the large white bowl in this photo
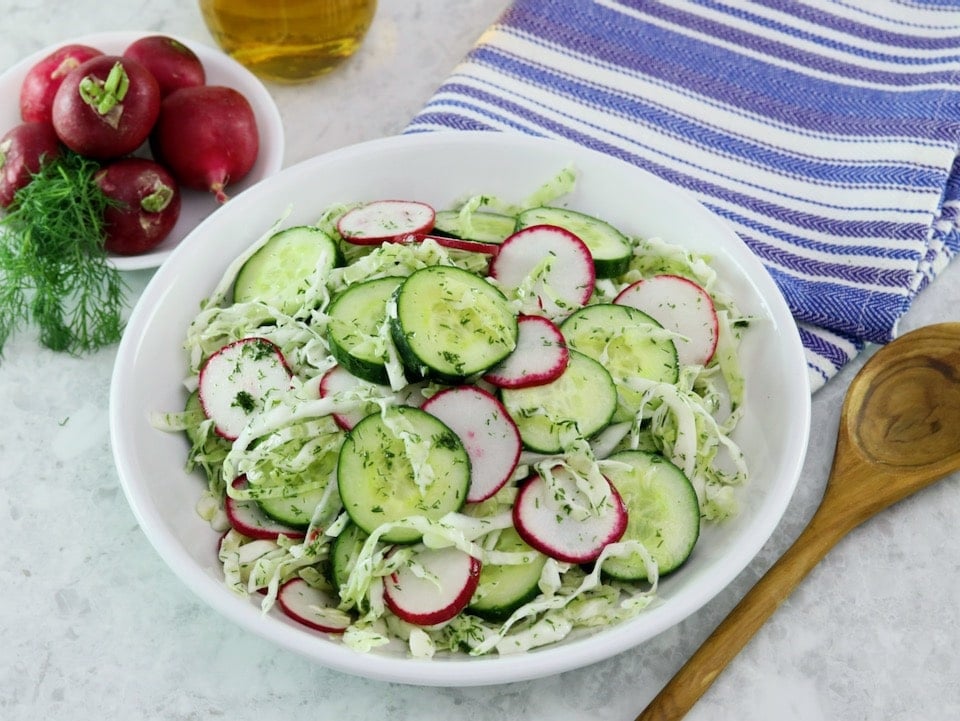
[0,31,285,270]
[109,131,811,686]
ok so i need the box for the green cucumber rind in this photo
[327,276,404,385]
[389,265,518,382]
[336,406,471,544]
[468,526,547,621]
[330,521,369,590]
[432,209,517,244]
[257,485,329,530]
[561,303,679,420]
[601,449,701,581]
[500,349,618,453]
[515,206,632,278]
[234,225,342,315]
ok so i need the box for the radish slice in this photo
[615,274,719,367]
[198,337,292,440]
[409,234,500,255]
[337,200,435,245]
[383,546,482,626]
[277,578,353,633]
[318,364,373,431]
[225,476,305,541]
[422,386,521,502]
[489,224,596,320]
[513,469,627,563]
[319,365,427,430]
[483,314,569,389]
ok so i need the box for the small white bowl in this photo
[110,131,811,686]
[0,31,284,270]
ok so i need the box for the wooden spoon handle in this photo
[636,511,844,721]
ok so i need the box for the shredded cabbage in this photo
[155,169,757,659]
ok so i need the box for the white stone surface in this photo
[1,2,958,720]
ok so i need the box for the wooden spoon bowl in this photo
[637,322,960,721]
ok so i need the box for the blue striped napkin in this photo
[405,0,960,391]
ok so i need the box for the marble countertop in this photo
[2,2,958,720]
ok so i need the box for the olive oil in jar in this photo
[199,0,377,82]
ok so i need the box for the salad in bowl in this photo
[110,132,810,686]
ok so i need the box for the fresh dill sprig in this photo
[0,150,127,357]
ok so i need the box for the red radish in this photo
[422,386,521,502]
[51,55,160,159]
[489,224,596,320]
[383,546,482,626]
[0,121,61,208]
[405,234,500,255]
[337,200,435,245]
[484,314,569,389]
[198,337,292,440]
[19,43,103,123]
[150,85,259,203]
[225,476,305,541]
[94,157,181,255]
[513,469,628,564]
[318,364,377,431]
[277,578,353,633]
[123,35,205,97]
[615,274,719,367]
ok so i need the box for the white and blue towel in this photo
[406,0,960,391]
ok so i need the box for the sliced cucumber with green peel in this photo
[257,484,329,530]
[516,206,632,278]
[234,225,341,315]
[601,450,700,581]
[468,526,546,621]
[389,264,518,381]
[500,349,617,453]
[561,303,678,420]
[330,521,368,590]
[336,406,470,543]
[327,276,404,385]
[432,209,516,244]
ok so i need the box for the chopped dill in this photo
[0,150,126,357]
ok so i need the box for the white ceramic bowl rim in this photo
[110,130,811,686]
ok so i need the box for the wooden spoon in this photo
[637,321,960,721]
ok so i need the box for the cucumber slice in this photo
[500,349,617,453]
[601,450,701,581]
[468,526,546,621]
[256,484,329,530]
[234,225,341,315]
[516,206,632,278]
[336,406,470,543]
[432,209,516,244]
[389,265,518,381]
[330,521,368,590]
[561,303,678,420]
[327,276,404,385]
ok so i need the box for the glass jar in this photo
[199,0,377,83]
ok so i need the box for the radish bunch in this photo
[0,34,261,255]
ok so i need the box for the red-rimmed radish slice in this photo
[489,224,595,319]
[318,364,374,431]
[198,337,291,440]
[383,546,482,626]
[422,386,521,502]
[408,234,500,255]
[513,470,627,564]
[277,577,353,633]
[614,274,719,367]
[337,199,435,245]
[225,476,306,541]
[484,314,569,389]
